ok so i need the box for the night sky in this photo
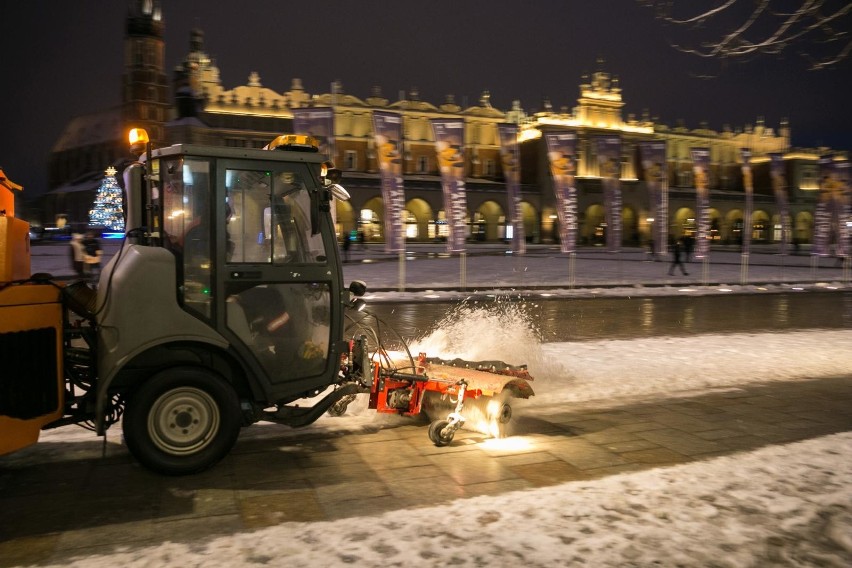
[2,0,850,198]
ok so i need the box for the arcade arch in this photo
[404,198,433,241]
[472,200,505,241]
[795,211,814,243]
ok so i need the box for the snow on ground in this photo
[28,304,852,567]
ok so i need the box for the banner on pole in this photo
[740,148,753,255]
[769,153,792,255]
[813,157,834,257]
[372,111,406,253]
[835,160,850,258]
[498,124,526,254]
[690,147,711,259]
[293,108,338,229]
[293,108,335,161]
[431,119,468,253]
[544,133,579,253]
[639,141,668,257]
[596,136,622,252]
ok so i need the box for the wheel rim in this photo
[147,387,220,456]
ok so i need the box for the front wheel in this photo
[428,419,454,446]
[123,367,243,475]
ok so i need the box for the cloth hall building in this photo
[46,1,841,250]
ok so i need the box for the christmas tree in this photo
[88,166,125,232]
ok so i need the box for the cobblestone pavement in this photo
[1,375,850,565]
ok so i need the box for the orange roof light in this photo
[129,128,150,157]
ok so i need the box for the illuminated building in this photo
[45,6,845,247]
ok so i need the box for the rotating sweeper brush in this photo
[331,329,535,446]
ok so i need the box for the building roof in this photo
[51,107,124,153]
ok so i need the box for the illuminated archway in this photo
[520,201,538,243]
[672,207,695,238]
[751,209,771,243]
[622,206,638,245]
[795,211,813,243]
[726,209,743,244]
[360,196,384,241]
[584,204,606,245]
[473,200,505,241]
[335,199,355,240]
[404,198,433,241]
[708,208,722,242]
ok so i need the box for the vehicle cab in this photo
[91,131,358,474]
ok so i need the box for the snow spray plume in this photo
[412,296,548,437]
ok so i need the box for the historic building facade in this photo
[46,1,840,248]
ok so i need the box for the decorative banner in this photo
[294,108,339,229]
[835,160,850,258]
[596,136,622,252]
[497,124,526,254]
[293,108,336,159]
[372,111,406,253]
[690,147,711,259]
[544,133,579,253]
[769,153,791,255]
[431,119,468,253]
[740,148,753,255]
[639,141,668,257]
[812,157,834,257]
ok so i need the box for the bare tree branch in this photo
[639,0,852,70]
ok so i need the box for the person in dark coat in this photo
[668,236,689,276]
[82,230,102,279]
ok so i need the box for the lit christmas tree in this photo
[88,166,125,232]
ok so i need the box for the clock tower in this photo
[123,0,170,146]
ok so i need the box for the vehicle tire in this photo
[123,366,242,475]
[428,419,454,446]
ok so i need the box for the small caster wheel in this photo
[428,419,454,447]
[327,400,349,417]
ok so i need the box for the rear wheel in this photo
[123,367,242,475]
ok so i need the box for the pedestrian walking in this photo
[668,236,689,276]
[82,230,103,280]
[69,233,85,277]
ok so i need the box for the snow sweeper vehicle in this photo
[0,131,534,475]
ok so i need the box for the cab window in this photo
[226,167,326,264]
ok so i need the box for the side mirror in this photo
[349,280,367,297]
[330,183,350,201]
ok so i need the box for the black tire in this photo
[123,366,242,475]
[428,419,454,447]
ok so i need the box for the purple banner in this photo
[372,111,406,253]
[691,148,711,259]
[740,148,753,255]
[639,141,668,257]
[544,133,579,253]
[293,108,335,160]
[294,108,339,229]
[498,124,526,254]
[596,136,622,252]
[813,158,834,256]
[431,119,468,253]
[836,160,850,258]
[770,154,791,255]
